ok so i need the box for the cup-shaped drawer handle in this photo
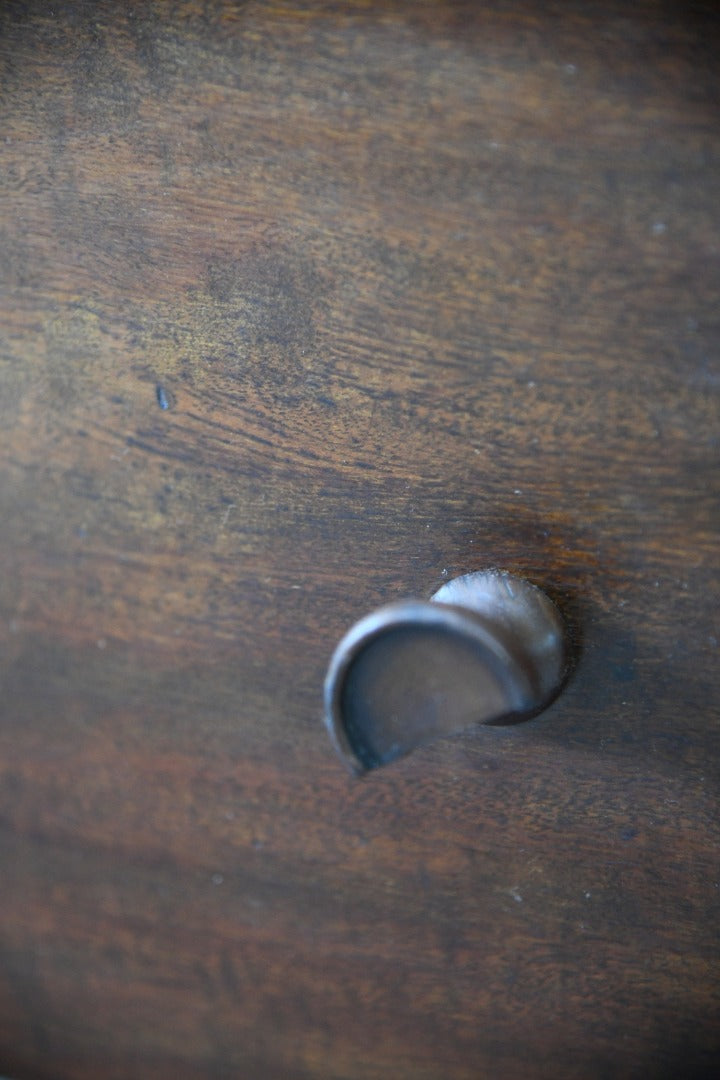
[324,570,568,773]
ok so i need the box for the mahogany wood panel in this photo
[0,1,719,1077]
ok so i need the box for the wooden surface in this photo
[1,1,719,1077]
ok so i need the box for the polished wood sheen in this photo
[1,2,719,1077]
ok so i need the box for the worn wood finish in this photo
[1,2,719,1077]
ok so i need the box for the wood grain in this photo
[0,1,719,1077]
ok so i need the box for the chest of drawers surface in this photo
[0,2,718,1077]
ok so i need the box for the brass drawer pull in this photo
[324,571,568,773]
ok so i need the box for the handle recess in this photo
[324,570,567,773]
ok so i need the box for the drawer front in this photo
[0,3,718,1077]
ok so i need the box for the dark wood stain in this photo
[0,1,719,1077]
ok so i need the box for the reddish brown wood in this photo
[0,2,719,1077]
